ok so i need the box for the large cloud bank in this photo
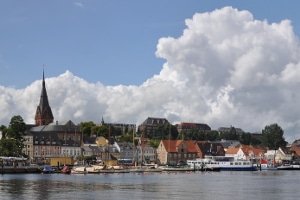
[1,7,300,142]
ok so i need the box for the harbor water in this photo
[0,170,299,200]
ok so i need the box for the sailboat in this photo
[130,130,162,173]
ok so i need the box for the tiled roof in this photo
[226,147,239,154]
[161,140,198,153]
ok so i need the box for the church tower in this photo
[35,70,54,125]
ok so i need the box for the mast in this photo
[167,124,171,165]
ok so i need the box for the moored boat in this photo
[61,166,71,174]
[187,156,257,171]
[42,165,55,174]
[71,166,88,174]
[130,166,163,173]
[277,160,300,170]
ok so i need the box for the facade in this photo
[119,142,137,161]
[138,117,170,137]
[225,145,264,160]
[195,141,225,158]
[136,138,157,164]
[30,121,82,163]
[156,140,198,165]
[23,134,34,160]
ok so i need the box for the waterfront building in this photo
[24,71,83,164]
[195,141,225,158]
[156,140,198,165]
[136,138,157,165]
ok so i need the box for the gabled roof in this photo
[196,141,225,156]
[161,140,198,153]
[226,147,239,154]
[161,140,183,152]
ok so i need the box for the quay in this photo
[0,166,41,174]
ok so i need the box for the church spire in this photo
[35,69,54,125]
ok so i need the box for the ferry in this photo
[187,156,257,171]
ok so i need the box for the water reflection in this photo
[0,171,299,200]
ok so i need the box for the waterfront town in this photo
[1,71,300,173]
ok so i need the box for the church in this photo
[23,71,82,165]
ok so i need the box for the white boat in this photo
[186,157,221,171]
[71,166,88,174]
[187,156,257,171]
[277,160,300,170]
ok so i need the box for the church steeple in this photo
[35,69,54,125]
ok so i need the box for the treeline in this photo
[80,122,288,149]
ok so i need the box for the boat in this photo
[186,158,221,171]
[71,166,88,174]
[257,159,277,171]
[130,166,163,173]
[41,165,55,174]
[187,156,257,171]
[61,166,71,174]
[277,160,300,170]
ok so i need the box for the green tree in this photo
[148,139,160,148]
[206,130,219,141]
[92,125,110,138]
[261,123,287,149]
[6,115,26,156]
[118,131,134,143]
[79,121,96,137]
[0,138,19,156]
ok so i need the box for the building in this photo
[25,71,83,164]
[195,141,225,158]
[218,126,245,138]
[138,117,170,137]
[34,70,54,126]
[98,117,136,135]
[135,138,157,165]
[156,140,198,165]
[176,122,211,133]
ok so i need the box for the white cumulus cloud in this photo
[1,6,300,142]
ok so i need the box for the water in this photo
[0,171,299,200]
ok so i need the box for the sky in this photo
[1,0,300,143]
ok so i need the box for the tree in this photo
[79,121,96,137]
[91,126,107,137]
[0,138,19,156]
[0,116,27,156]
[0,125,8,138]
[6,115,27,156]
[261,123,287,149]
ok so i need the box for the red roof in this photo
[161,140,197,153]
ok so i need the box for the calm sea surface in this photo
[0,170,299,200]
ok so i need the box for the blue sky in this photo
[1,0,300,87]
[1,1,300,143]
